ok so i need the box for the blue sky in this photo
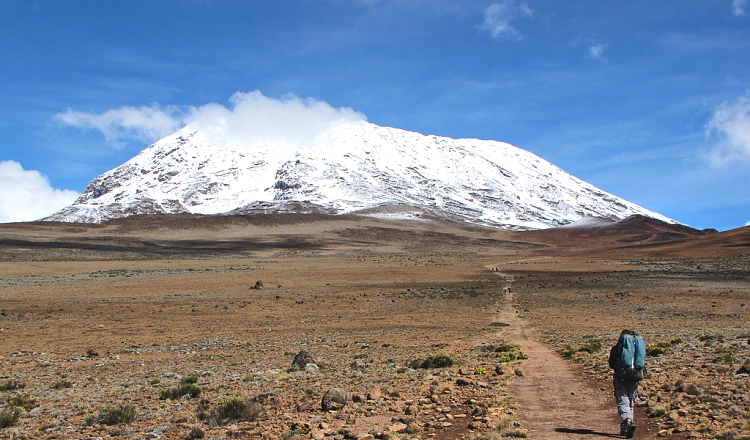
[1,0,748,230]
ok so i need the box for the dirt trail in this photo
[499,294,646,439]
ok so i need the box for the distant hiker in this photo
[609,330,646,438]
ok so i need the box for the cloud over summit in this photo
[188,91,366,150]
[54,91,367,150]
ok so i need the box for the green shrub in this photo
[160,383,202,400]
[646,345,665,356]
[7,394,38,410]
[0,380,24,391]
[201,396,265,426]
[407,355,454,369]
[579,336,602,354]
[490,322,510,327]
[182,372,198,384]
[498,352,529,363]
[96,404,139,425]
[493,343,521,353]
[0,408,18,428]
[186,425,206,439]
[560,336,602,357]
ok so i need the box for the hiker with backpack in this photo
[608,330,646,438]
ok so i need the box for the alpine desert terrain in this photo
[0,214,748,440]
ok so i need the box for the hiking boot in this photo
[620,419,636,438]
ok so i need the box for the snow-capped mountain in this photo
[45,120,674,229]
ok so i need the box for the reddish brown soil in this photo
[0,215,747,439]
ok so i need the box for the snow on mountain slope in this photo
[45,120,674,229]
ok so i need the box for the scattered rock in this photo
[367,385,382,400]
[388,422,407,432]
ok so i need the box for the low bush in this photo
[0,408,18,428]
[182,372,198,384]
[161,383,202,400]
[492,343,521,353]
[186,425,206,439]
[560,335,602,357]
[200,396,265,426]
[646,345,665,356]
[0,380,24,391]
[95,404,139,425]
[490,322,510,327]
[7,394,38,411]
[407,355,454,369]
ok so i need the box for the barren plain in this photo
[0,214,748,440]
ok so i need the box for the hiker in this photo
[608,330,646,438]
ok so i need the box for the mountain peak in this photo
[45,121,673,229]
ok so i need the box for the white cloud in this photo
[54,104,185,145]
[54,91,367,150]
[733,0,747,15]
[746,220,750,226]
[705,93,750,166]
[480,1,533,40]
[588,44,607,61]
[0,161,80,223]
[188,91,367,150]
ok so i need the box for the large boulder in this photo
[290,349,317,371]
[321,387,347,411]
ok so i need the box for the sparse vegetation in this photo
[647,338,684,356]
[93,403,139,425]
[484,342,529,362]
[161,382,203,400]
[182,372,198,384]
[0,380,24,391]
[0,408,18,428]
[199,396,265,426]
[560,335,602,357]
[160,372,203,399]
[186,425,206,439]
[407,355,454,369]
[7,394,38,410]
[490,321,510,327]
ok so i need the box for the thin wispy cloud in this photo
[588,44,607,61]
[705,92,750,166]
[0,161,79,223]
[733,0,748,16]
[54,91,367,150]
[480,1,533,40]
[54,104,185,146]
